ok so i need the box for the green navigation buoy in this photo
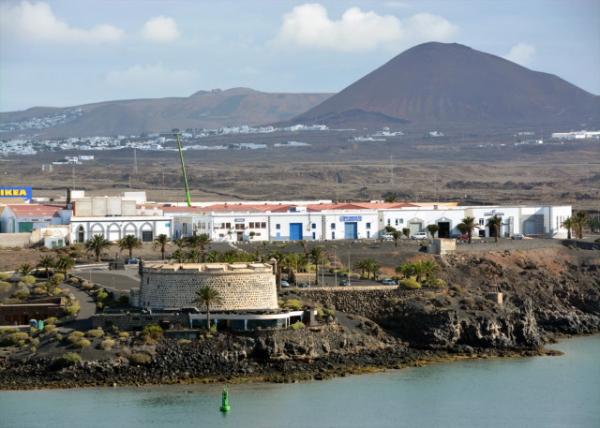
[220,385,231,413]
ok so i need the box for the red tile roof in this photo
[8,204,62,217]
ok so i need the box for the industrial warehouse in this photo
[0,186,572,245]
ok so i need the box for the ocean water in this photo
[1,335,599,428]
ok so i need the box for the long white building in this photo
[164,201,571,241]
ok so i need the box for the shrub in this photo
[142,324,163,340]
[290,321,305,330]
[100,338,116,350]
[96,289,109,302]
[0,272,11,280]
[0,281,11,293]
[21,275,37,286]
[283,299,303,311]
[32,286,46,295]
[13,288,30,300]
[400,278,422,290]
[60,352,81,365]
[65,301,80,316]
[427,278,447,289]
[3,332,30,346]
[177,339,192,346]
[67,331,85,344]
[86,328,104,338]
[53,273,65,283]
[44,325,58,335]
[52,287,64,296]
[44,316,58,325]
[80,282,94,291]
[118,331,130,339]
[129,352,152,365]
[74,338,91,348]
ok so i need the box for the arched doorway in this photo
[77,225,85,243]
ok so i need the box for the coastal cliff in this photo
[1,246,599,389]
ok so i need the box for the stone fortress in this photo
[139,262,278,310]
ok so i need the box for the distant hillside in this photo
[0,88,331,137]
[293,42,600,129]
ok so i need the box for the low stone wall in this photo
[282,287,416,319]
[0,233,31,248]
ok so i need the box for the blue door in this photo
[289,223,303,240]
[344,222,358,239]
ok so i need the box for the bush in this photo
[44,316,58,325]
[53,273,65,283]
[0,281,11,292]
[32,286,47,295]
[142,324,163,340]
[13,288,30,300]
[21,275,37,286]
[65,301,80,316]
[86,328,104,338]
[400,278,422,290]
[100,338,116,350]
[74,338,91,348]
[67,331,85,344]
[59,352,81,366]
[96,289,109,302]
[129,352,152,365]
[2,331,30,346]
[283,299,303,311]
[290,321,305,330]
[44,325,58,335]
[0,272,11,280]
[177,339,192,346]
[118,331,130,339]
[427,278,447,289]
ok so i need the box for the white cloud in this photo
[274,3,457,52]
[0,1,124,43]
[141,16,180,43]
[505,43,536,66]
[104,64,197,90]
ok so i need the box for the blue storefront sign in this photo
[339,215,362,222]
[0,186,32,200]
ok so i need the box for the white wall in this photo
[70,216,172,243]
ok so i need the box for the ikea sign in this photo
[0,186,32,200]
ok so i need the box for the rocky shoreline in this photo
[1,246,599,390]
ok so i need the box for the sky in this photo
[1,0,599,111]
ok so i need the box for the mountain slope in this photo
[0,88,331,137]
[294,42,600,129]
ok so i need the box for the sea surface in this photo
[1,335,599,428]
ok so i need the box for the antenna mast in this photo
[174,129,192,207]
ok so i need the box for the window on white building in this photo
[332,231,335,239]
[331,223,336,230]
[366,222,371,229]
[479,218,485,226]
[276,224,280,230]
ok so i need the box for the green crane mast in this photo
[173,129,192,207]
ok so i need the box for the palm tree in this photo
[368,260,381,280]
[85,234,111,262]
[172,249,185,263]
[396,263,415,279]
[55,255,75,278]
[153,234,169,260]
[460,216,477,244]
[283,253,301,284]
[561,217,573,239]
[418,260,438,283]
[205,250,219,263]
[18,263,33,276]
[186,249,201,263]
[194,286,222,330]
[186,233,211,262]
[392,230,402,247]
[355,259,370,279]
[426,224,439,239]
[402,228,410,239]
[310,246,326,286]
[118,235,142,259]
[268,251,285,289]
[173,238,186,249]
[37,255,55,278]
[486,215,503,243]
[573,211,588,239]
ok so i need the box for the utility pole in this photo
[133,147,138,175]
[174,129,192,207]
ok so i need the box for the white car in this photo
[410,232,428,240]
[381,234,394,241]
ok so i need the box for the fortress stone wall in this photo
[139,263,277,310]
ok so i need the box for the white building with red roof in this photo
[0,204,67,233]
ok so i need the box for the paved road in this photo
[75,269,140,291]
[62,282,96,330]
